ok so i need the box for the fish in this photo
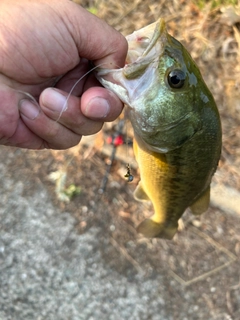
[96,18,222,239]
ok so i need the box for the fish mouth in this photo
[124,18,167,69]
[96,18,169,105]
[97,18,168,78]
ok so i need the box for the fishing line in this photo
[63,61,135,186]
[16,90,38,104]
[17,61,136,188]
[55,62,107,123]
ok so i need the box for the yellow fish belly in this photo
[133,139,211,240]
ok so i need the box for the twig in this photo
[168,227,237,286]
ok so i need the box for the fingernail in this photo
[41,88,67,112]
[19,99,40,120]
[85,97,110,118]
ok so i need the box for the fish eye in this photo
[167,69,186,89]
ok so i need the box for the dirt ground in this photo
[1,1,240,319]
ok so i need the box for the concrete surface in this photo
[0,153,169,320]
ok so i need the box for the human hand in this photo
[0,0,127,149]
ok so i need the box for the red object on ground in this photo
[106,135,124,147]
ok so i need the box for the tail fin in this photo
[137,218,177,240]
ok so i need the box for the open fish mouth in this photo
[96,18,168,81]
[96,19,169,106]
[124,18,167,72]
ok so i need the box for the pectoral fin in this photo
[190,186,210,215]
[137,218,177,240]
[134,182,150,201]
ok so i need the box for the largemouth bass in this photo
[97,19,222,239]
